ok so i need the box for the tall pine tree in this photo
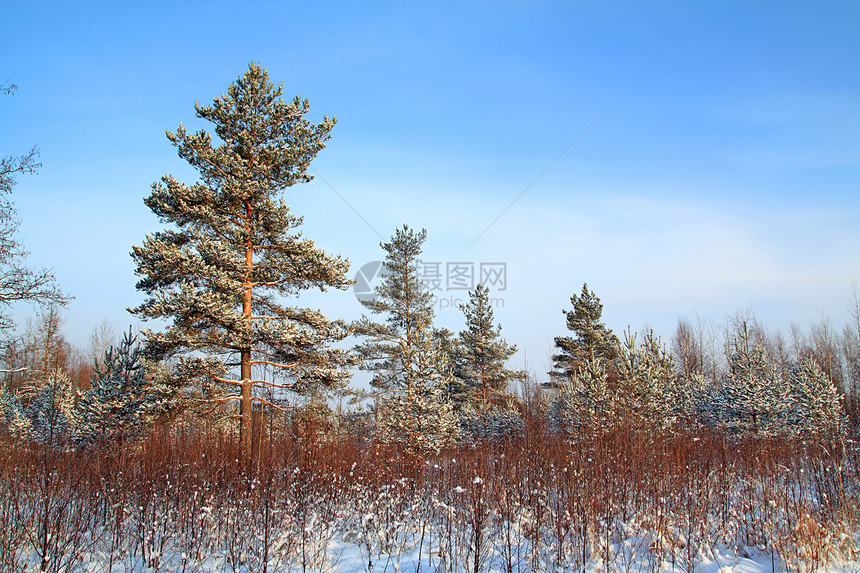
[455,284,524,410]
[353,225,457,451]
[131,64,352,461]
[549,283,620,386]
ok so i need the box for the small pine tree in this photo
[0,388,31,439]
[458,407,525,444]
[574,354,614,424]
[374,326,459,451]
[549,283,621,387]
[714,322,791,436]
[25,369,76,446]
[455,284,525,411]
[787,358,844,439]
[73,329,173,447]
[353,226,458,451]
[616,329,680,429]
[550,354,613,433]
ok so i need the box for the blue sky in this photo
[2,1,858,375]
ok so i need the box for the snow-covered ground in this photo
[5,431,860,572]
[42,530,860,572]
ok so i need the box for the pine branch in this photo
[250,359,298,370]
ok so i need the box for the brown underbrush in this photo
[0,415,856,572]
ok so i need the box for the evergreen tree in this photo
[696,321,845,440]
[549,283,620,386]
[73,329,173,447]
[455,284,525,410]
[0,387,31,439]
[25,369,76,446]
[353,226,457,451]
[714,322,791,436]
[787,357,844,439]
[130,64,352,461]
[458,407,525,444]
[374,326,458,452]
[549,354,612,433]
[434,326,466,400]
[616,329,680,428]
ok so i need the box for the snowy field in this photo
[63,538,860,573]
[3,428,860,573]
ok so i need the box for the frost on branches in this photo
[547,289,702,433]
[712,323,791,436]
[548,284,621,432]
[0,386,31,440]
[700,321,845,439]
[452,284,526,412]
[353,226,458,452]
[549,282,621,388]
[549,354,613,433]
[130,63,352,460]
[615,329,687,429]
[0,331,175,448]
[24,369,76,446]
[73,329,175,447]
[788,357,844,439]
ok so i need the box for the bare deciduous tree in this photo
[0,82,70,338]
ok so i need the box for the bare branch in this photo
[212,375,243,386]
[0,366,26,373]
[0,81,17,96]
[250,359,298,370]
[195,395,241,404]
[250,395,295,412]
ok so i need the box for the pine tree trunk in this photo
[240,350,252,465]
[480,363,488,407]
[241,202,254,467]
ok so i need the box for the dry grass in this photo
[0,413,856,572]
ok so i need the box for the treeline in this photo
[669,304,860,431]
[0,221,855,454]
[0,284,855,455]
[0,247,856,458]
[0,64,857,457]
[546,284,851,443]
[1,63,860,571]
[0,404,856,571]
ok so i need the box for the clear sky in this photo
[2,1,859,376]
